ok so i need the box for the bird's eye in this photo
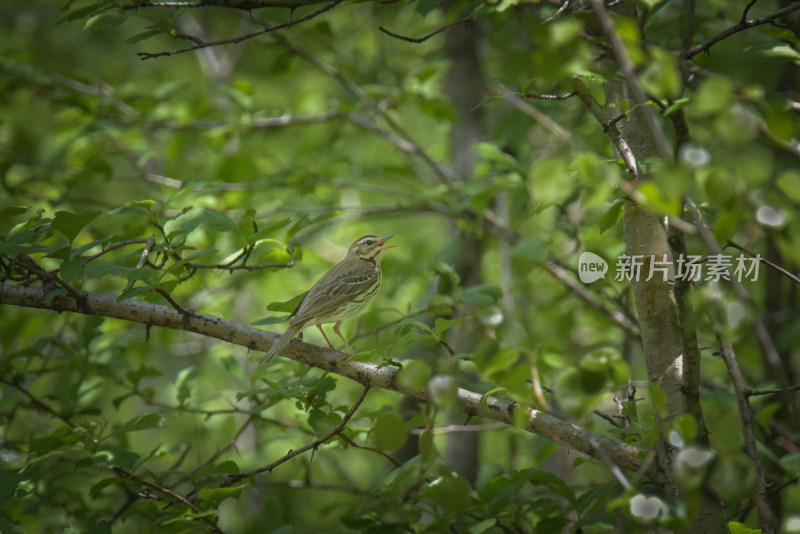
[365,240,374,246]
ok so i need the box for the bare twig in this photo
[686,198,789,390]
[346,113,418,154]
[686,2,800,59]
[184,249,295,272]
[171,108,341,130]
[711,321,777,534]
[524,91,577,101]
[378,15,471,43]
[114,467,228,534]
[498,85,576,145]
[340,433,401,467]
[728,476,800,521]
[190,414,256,476]
[745,384,800,398]
[741,0,759,23]
[225,386,370,482]
[543,0,571,24]
[726,241,800,285]
[87,237,154,264]
[680,0,696,58]
[124,0,329,8]
[0,379,75,429]
[409,423,507,435]
[137,0,346,60]
[592,409,623,428]
[275,35,457,184]
[155,286,187,314]
[545,261,640,336]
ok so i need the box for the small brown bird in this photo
[259,235,395,365]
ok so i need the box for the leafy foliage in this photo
[1,0,800,533]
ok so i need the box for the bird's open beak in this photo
[377,235,396,250]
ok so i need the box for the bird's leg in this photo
[333,320,355,356]
[316,324,336,350]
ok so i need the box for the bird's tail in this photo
[260,323,301,365]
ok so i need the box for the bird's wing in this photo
[291,259,378,325]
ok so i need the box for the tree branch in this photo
[124,0,332,8]
[226,385,370,482]
[137,0,346,60]
[275,35,458,185]
[378,15,472,44]
[0,283,648,474]
[114,467,228,534]
[711,321,777,533]
[685,2,800,59]
[588,0,672,160]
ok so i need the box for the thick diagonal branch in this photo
[0,283,647,474]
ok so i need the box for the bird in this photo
[259,235,395,365]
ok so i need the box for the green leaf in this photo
[29,426,79,456]
[285,212,341,241]
[777,171,800,202]
[397,359,433,388]
[639,47,681,99]
[175,366,199,405]
[89,477,118,499]
[468,519,497,534]
[125,28,166,44]
[461,284,502,306]
[475,142,524,174]
[744,42,800,63]
[527,470,576,503]
[511,238,545,261]
[708,452,755,503]
[529,158,572,207]
[427,471,471,514]
[433,316,469,334]
[267,291,307,313]
[417,99,457,122]
[663,97,690,116]
[85,264,134,279]
[480,387,508,408]
[58,2,109,23]
[481,347,519,377]
[52,211,101,243]
[197,208,240,234]
[198,485,244,506]
[111,413,163,436]
[126,365,164,388]
[727,521,761,534]
[67,517,111,534]
[554,368,604,416]
[60,255,89,285]
[394,317,435,336]
[251,218,292,243]
[693,77,732,115]
[598,201,624,233]
[253,315,291,326]
[308,408,341,435]
[0,467,31,511]
[0,206,28,220]
[373,413,407,451]
[166,248,216,273]
[117,285,152,302]
[212,461,240,474]
[73,236,112,256]
[576,480,618,514]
